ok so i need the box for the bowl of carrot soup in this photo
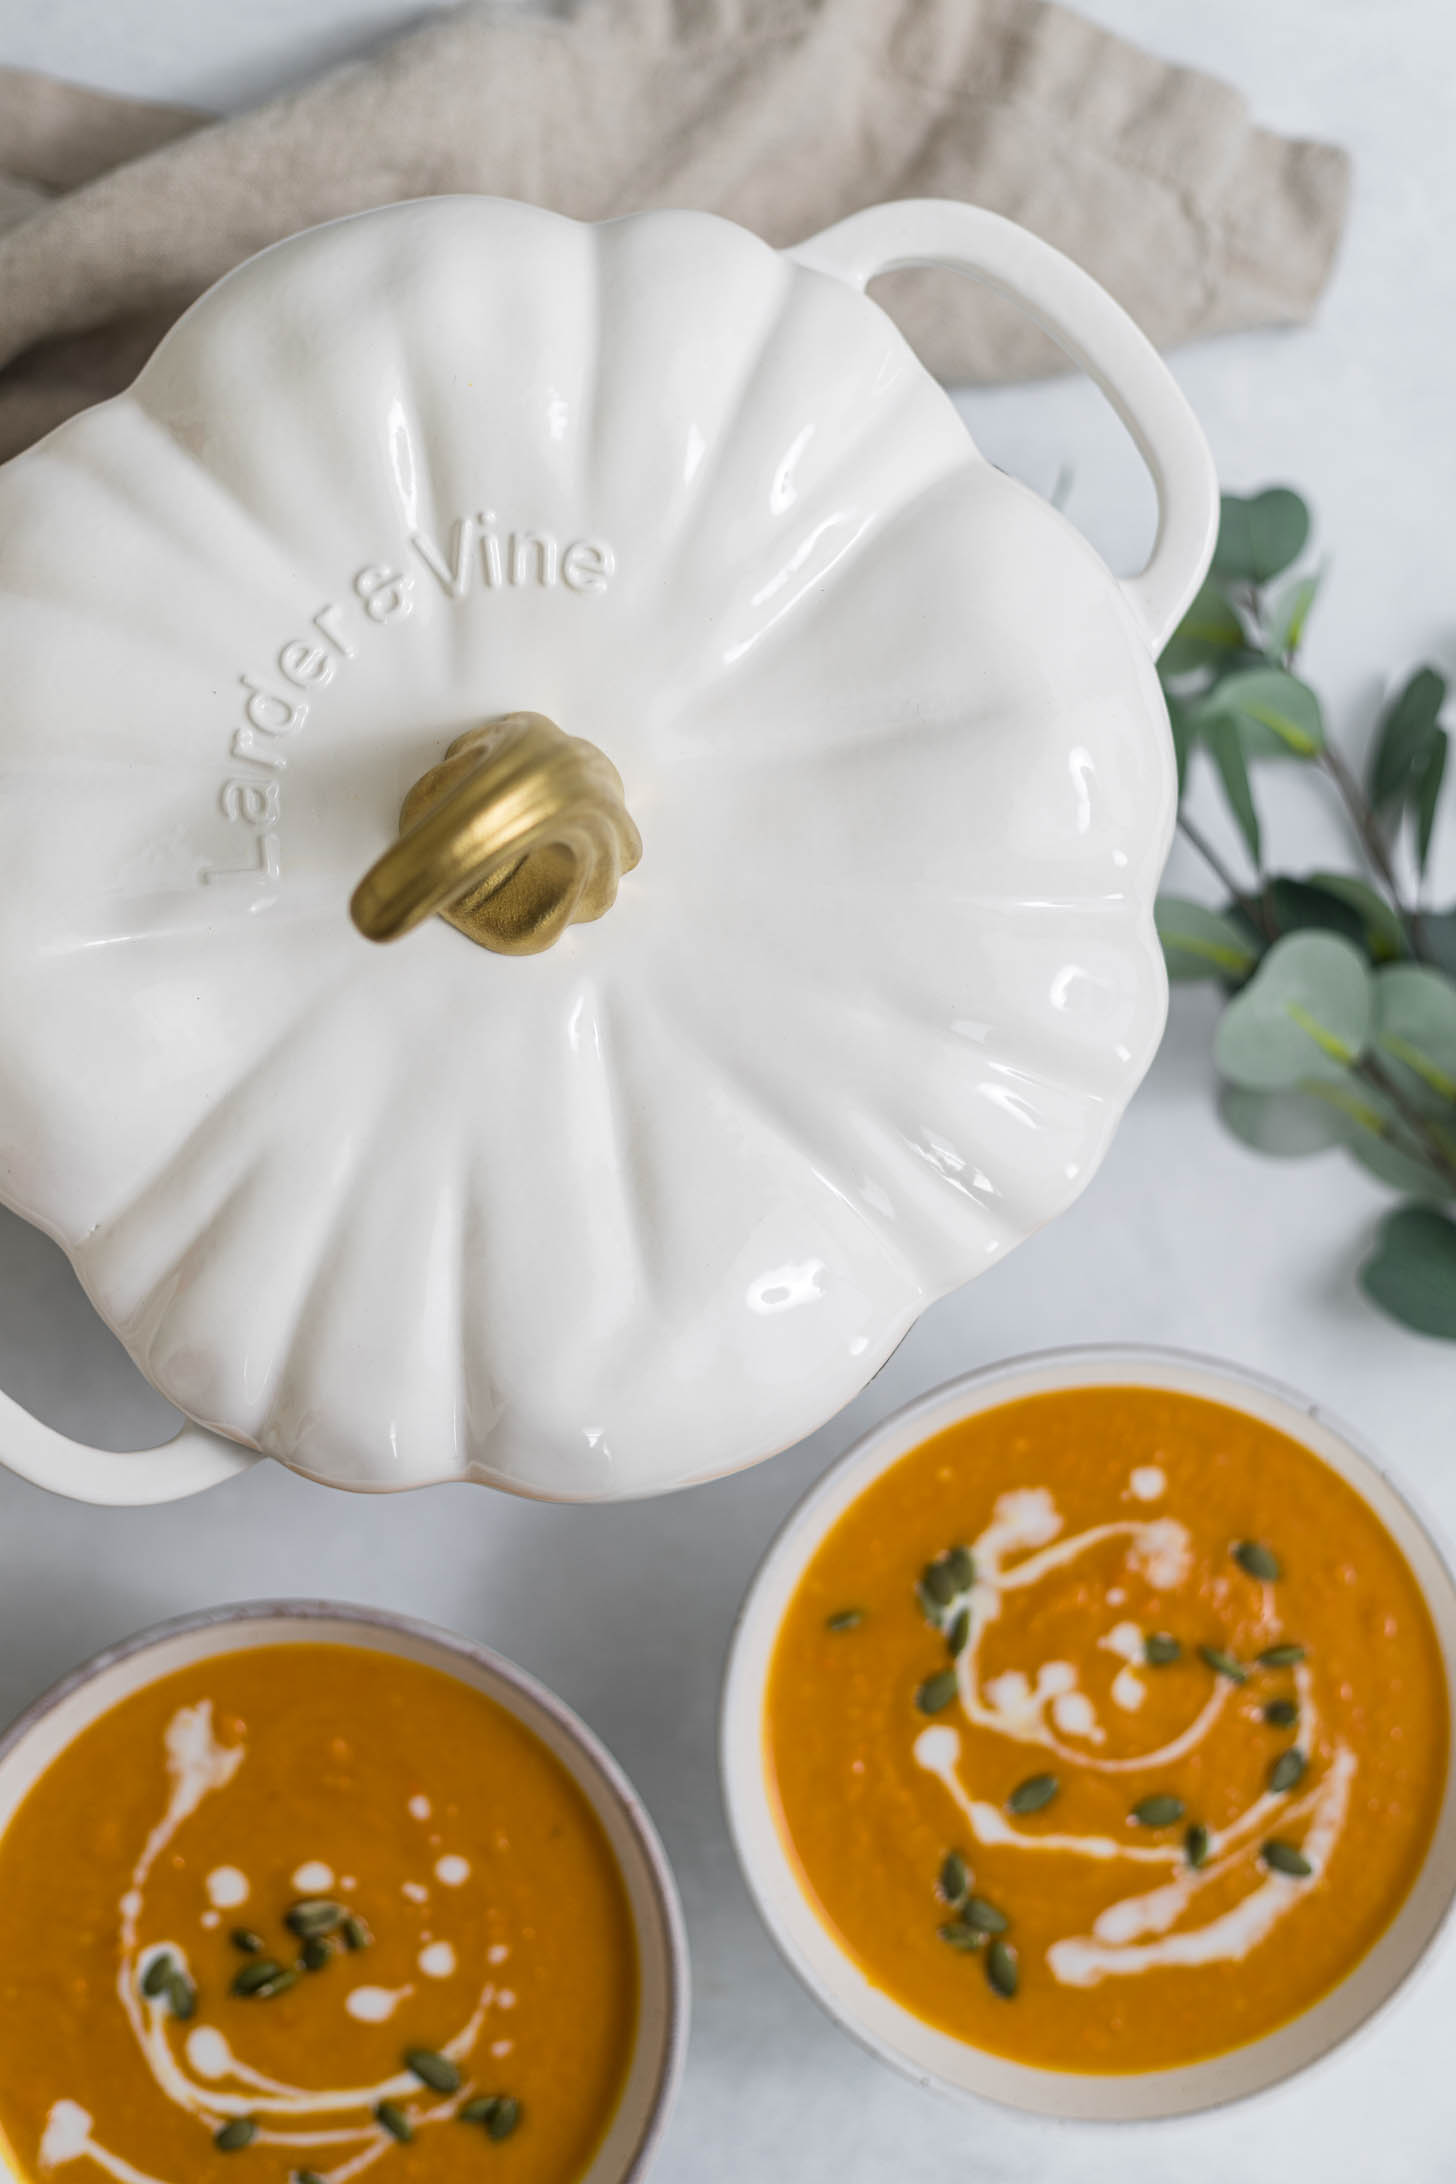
[722,1346,1456,2120]
[0,1602,687,2184]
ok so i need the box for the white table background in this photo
[0,4,1453,2178]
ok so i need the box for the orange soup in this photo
[0,1643,638,2182]
[766,1386,1449,2072]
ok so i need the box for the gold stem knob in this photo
[350,713,642,957]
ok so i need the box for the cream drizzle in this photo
[291,1860,335,1894]
[1050,1747,1356,1983]
[912,1492,1356,1991]
[1110,1667,1146,1713]
[39,2104,165,2184]
[344,1986,414,2026]
[39,1701,507,2184]
[202,1868,248,1911]
[948,1493,1232,1773]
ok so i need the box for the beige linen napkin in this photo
[0,0,1348,461]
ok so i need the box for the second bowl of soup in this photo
[0,1603,687,2184]
[722,1347,1456,2119]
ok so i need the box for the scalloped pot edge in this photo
[0,197,1213,1501]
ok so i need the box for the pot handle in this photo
[791,200,1218,655]
[0,1384,259,1506]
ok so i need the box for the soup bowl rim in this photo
[0,1595,690,2184]
[719,1339,1456,2124]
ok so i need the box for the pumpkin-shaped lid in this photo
[0,196,1215,1501]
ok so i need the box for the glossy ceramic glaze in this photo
[0,197,1216,1501]
[0,1602,689,2183]
[721,1347,1456,2119]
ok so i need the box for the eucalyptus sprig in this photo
[1156,486,1456,1339]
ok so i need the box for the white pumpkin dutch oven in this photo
[0,196,1216,1503]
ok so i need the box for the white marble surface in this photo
[0,4,1453,2179]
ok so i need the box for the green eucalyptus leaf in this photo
[1302,1075,1400,1137]
[1214,933,1372,1090]
[1422,912,1456,979]
[1198,667,1325,760]
[1340,1114,1455,1200]
[1160,580,1247,678]
[1373,965,1456,1103]
[1302,1077,1454,1200]
[1368,666,1447,812]
[1414,728,1449,875]
[1204,717,1262,866]
[1268,569,1322,660]
[1305,873,1408,963]
[1156,897,1260,983]
[1360,1205,1456,1337]
[1212,489,1311,584]
[1264,877,1369,949]
[1219,1085,1351,1158]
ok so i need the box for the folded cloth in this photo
[0,0,1349,460]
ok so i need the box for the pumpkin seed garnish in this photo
[963,1895,1009,1934]
[1233,1540,1282,1582]
[945,1546,975,1592]
[1144,1632,1181,1666]
[1268,1748,1307,1795]
[165,1970,196,2022]
[985,1938,1019,1998]
[486,2097,521,2142]
[232,1958,298,2000]
[376,2101,414,2144]
[285,1899,344,1940]
[825,1608,864,1632]
[1264,1698,1299,1728]
[405,2048,462,2095]
[1007,1773,1059,1816]
[1185,1822,1210,1869]
[1258,1643,1306,1668]
[918,1559,958,1613]
[231,1958,285,1997]
[1130,1793,1185,1828]
[945,1607,971,1658]
[214,2118,257,2152]
[938,1850,969,1906]
[916,1669,959,1714]
[937,1919,986,1952]
[1199,1645,1247,1684]
[462,2096,523,2142]
[1262,1839,1313,1878]
[300,1937,332,1974]
[140,1955,174,2000]
[293,2173,329,2184]
[231,1929,265,1955]
[342,1914,373,1952]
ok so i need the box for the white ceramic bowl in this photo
[721,1344,1456,2122]
[0,1601,688,2182]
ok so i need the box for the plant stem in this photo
[1176,814,1277,941]
[1358,1054,1456,1192]
[1234,572,1427,956]
[1317,742,1423,953]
